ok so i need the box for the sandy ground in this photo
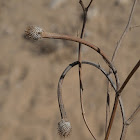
[0,0,139,140]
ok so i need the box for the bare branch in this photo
[78,0,93,92]
[78,1,93,139]
[120,124,128,140]
[126,104,140,125]
[105,60,140,140]
[129,25,140,31]
[120,104,140,140]
[105,93,119,140]
[79,0,85,12]
[112,0,137,63]
[86,0,93,10]
[105,0,138,139]
[119,97,126,123]
[78,0,93,91]
[118,60,140,95]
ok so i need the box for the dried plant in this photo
[58,119,72,137]
[24,0,139,139]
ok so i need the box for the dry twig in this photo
[112,0,137,63]
[118,60,140,95]
[78,0,95,139]
[105,0,137,139]
[129,25,140,30]
[105,60,140,140]
[120,104,140,140]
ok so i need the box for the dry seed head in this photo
[25,25,43,40]
[58,119,72,138]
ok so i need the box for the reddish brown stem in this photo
[118,60,140,95]
[41,31,118,80]
[105,60,140,140]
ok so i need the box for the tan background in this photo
[0,0,139,140]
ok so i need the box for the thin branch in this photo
[126,104,140,125]
[119,97,126,124]
[129,25,140,31]
[78,0,93,91]
[120,124,128,140]
[83,61,116,91]
[118,60,140,95]
[120,104,140,140]
[105,60,140,140]
[79,0,85,11]
[105,93,120,140]
[57,60,117,140]
[105,0,137,139]
[86,0,93,10]
[78,0,93,139]
[105,80,111,133]
[112,0,137,63]
[105,80,126,136]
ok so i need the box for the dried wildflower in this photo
[25,25,43,40]
[58,119,72,137]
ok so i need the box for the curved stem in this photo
[41,32,119,89]
[57,60,117,140]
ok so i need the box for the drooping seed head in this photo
[25,25,44,40]
[58,119,72,138]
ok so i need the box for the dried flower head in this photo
[25,25,43,40]
[58,119,72,137]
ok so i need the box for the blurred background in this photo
[0,0,139,140]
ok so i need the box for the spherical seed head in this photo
[58,119,72,138]
[25,26,43,40]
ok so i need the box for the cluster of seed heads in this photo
[25,25,43,40]
[58,119,72,138]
